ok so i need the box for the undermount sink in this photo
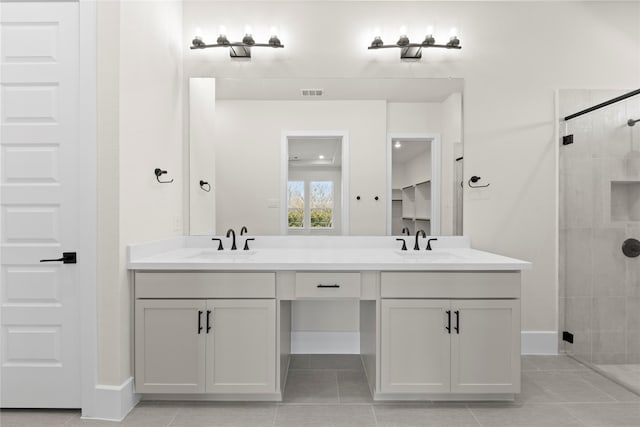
[187,249,257,260]
[394,250,458,261]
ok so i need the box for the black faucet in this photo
[226,229,237,250]
[402,227,410,236]
[414,229,426,250]
[240,226,248,236]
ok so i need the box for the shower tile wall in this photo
[560,90,640,367]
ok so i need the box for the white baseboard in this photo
[291,332,360,354]
[84,377,139,422]
[521,331,558,355]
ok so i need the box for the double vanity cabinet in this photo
[129,237,529,402]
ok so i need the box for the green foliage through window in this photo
[287,180,334,229]
[287,181,304,228]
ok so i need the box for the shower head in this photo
[628,118,640,127]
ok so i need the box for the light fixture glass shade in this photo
[242,33,255,45]
[268,35,281,46]
[446,36,460,47]
[192,28,205,48]
[371,36,384,48]
[422,35,435,45]
[217,25,228,44]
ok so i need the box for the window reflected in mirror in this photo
[287,136,342,235]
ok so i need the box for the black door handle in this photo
[445,310,451,333]
[40,252,76,264]
[198,310,203,334]
[454,310,460,334]
[206,310,212,333]
[317,284,340,288]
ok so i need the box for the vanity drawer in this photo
[381,271,520,299]
[295,272,361,299]
[135,272,275,299]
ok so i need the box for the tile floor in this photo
[596,364,640,395]
[2,355,639,427]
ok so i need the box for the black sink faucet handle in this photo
[395,238,407,251]
[244,238,255,251]
[426,238,439,251]
[211,238,224,250]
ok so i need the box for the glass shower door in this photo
[560,90,640,394]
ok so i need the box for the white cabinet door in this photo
[450,300,520,394]
[381,299,451,393]
[206,299,276,393]
[0,3,81,408]
[135,300,207,393]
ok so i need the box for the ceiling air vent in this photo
[301,89,323,97]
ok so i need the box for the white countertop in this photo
[127,236,531,271]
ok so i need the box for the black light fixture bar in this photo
[191,42,283,58]
[369,43,460,59]
[192,43,284,49]
[190,27,283,58]
[369,27,462,59]
[368,43,461,50]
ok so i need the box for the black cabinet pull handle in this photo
[40,252,76,264]
[198,310,203,334]
[206,310,212,333]
[446,310,451,333]
[317,284,340,288]
[454,310,460,334]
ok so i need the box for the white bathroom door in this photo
[0,3,82,407]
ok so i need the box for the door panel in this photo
[450,300,520,393]
[135,300,207,393]
[206,299,276,393]
[0,3,80,407]
[381,299,451,393]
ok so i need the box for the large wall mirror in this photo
[189,77,463,236]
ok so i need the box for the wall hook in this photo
[468,176,490,188]
[154,168,174,184]
[199,180,211,192]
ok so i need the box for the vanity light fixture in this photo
[191,25,284,58]
[369,26,461,60]
[394,141,402,148]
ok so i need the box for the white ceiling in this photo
[288,137,342,167]
[216,78,463,102]
[392,139,431,164]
